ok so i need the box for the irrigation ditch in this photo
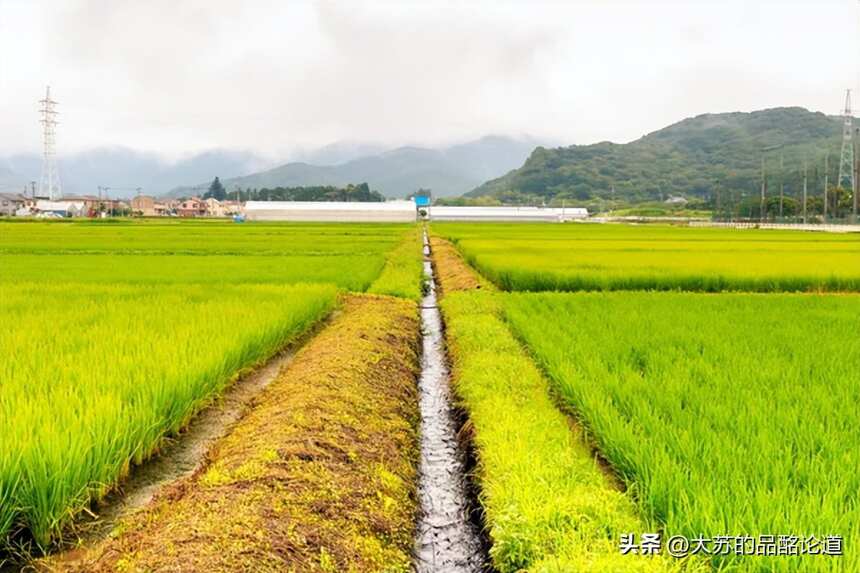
[414,231,489,572]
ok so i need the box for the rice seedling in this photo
[502,291,860,572]
[433,222,860,292]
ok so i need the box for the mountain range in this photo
[1,135,544,200]
[0,149,269,198]
[469,107,853,205]
[168,135,546,199]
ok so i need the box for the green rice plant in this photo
[0,253,384,289]
[0,282,337,548]
[367,227,424,300]
[440,291,699,573]
[502,291,860,572]
[0,220,415,290]
[432,222,860,292]
[0,220,408,256]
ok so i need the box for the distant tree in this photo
[247,183,385,202]
[204,177,227,201]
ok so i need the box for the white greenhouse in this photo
[243,201,417,222]
[427,206,588,222]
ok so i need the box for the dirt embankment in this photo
[427,236,494,295]
[42,294,421,573]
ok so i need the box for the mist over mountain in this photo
[0,149,270,198]
[1,135,545,200]
[290,141,390,166]
[170,135,548,199]
[469,107,853,205]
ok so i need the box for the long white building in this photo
[244,201,417,222]
[427,205,588,222]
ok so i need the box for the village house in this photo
[61,195,102,216]
[131,195,157,216]
[204,197,226,217]
[0,193,27,216]
[34,199,87,217]
[176,197,207,217]
[220,200,243,216]
[154,200,173,216]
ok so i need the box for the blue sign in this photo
[414,195,431,207]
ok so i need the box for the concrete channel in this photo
[414,231,486,572]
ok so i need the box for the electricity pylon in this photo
[837,89,854,192]
[38,86,62,200]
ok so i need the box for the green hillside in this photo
[469,107,854,213]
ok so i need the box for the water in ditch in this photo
[414,232,485,572]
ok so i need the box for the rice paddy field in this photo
[429,224,860,573]
[0,220,421,552]
[0,220,416,289]
[433,223,860,292]
[504,292,860,572]
[3,216,859,573]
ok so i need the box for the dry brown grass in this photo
[428,236,494,294]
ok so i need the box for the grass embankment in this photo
[368,227,424,300]
[0,283,336,550]
[433,222,860,292]
[503,292,860,572]
[45,294,421,572]
[428,236,493,293]
[429,238,691,572]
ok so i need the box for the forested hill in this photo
[468,107,851,205]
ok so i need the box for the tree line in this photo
[203,178,385,202]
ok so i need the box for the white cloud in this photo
[0,0,857,157]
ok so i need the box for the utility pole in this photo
[779,153,785,219]
[760,156,767,222]
[802,159,808,225]
[854,126,859,223]
[824,154,829,221]
[715,180,721,220]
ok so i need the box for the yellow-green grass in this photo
[432,222,860,292]
[45,295,421,573]
[503,291,860,572]
[0,282,337,549]
[368,226,425,300]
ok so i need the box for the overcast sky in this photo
[1,0,858,159]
